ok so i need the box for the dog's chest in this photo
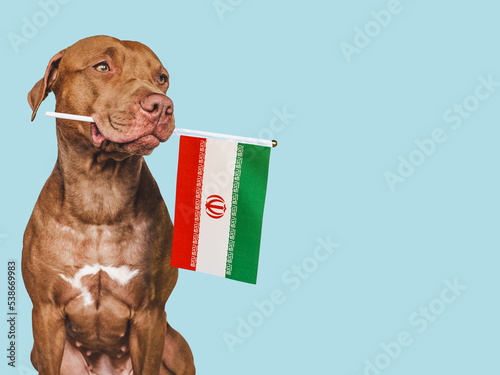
[60,263,140,307]
[61,262,141,352]
[52,218,165,351]
[54,220,154,309]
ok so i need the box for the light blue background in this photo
[1,0,499,374]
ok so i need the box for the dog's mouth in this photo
[91,123,107,145]
[90,121,170,155]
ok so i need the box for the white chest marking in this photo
[60,264,139,306]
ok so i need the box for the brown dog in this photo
[22,35,195,375]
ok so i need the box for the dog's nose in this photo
[140,94,173,121]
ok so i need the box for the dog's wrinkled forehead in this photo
[61,36,166,76]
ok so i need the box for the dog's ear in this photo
[28,49,65,121]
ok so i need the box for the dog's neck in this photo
[54,123,146,225]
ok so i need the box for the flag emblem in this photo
[205,195,226,219]
[171,136,271,284]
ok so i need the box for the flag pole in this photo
[172,127,276,148]
[45,111,277,148]
[46,111,94,122]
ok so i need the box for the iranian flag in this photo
[171,135,271,284]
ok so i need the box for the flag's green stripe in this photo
[225,143,271,284]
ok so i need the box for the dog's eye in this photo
[94,63,110,72]
[158,74,168,85]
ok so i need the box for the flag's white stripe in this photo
[195,139,238,277]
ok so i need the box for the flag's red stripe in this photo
[171,136,206,271]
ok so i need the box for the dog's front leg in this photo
[129,307,167,374]
[31,303,66,375]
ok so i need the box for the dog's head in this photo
[28,35,174,156]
